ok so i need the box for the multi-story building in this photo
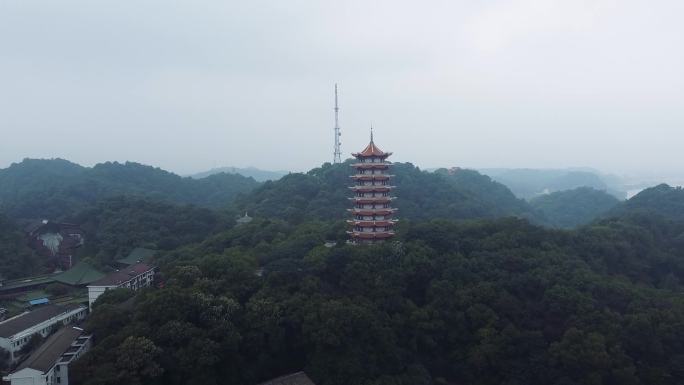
[86,262,155,310]
[2,326,92,385]
[347,133,397,244]
[0,304,87,362]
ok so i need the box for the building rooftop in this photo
[117,247,157,265]
[352,139,392,158]
[54,261,106,286]
[257,372,316,385]
[0,304,82,338]
[15,327,84,373]
[88,263,154,287]
[0,274,57,293]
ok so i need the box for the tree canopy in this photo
[72,214,684,385]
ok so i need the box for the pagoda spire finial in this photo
[370,125,374,143]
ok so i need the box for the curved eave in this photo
[347,231,396,239]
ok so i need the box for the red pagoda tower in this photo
[347,131,397,244]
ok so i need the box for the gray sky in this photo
[1,0,682,177]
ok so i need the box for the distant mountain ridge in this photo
[530,187,620,228]
[189,166,288,182]
[477,168,626,200]
[0,158,260,219]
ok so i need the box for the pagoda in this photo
[347,130,397,244]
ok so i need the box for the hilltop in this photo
[479,168,626,200]
[234,161,538,224]
[0,158,260,219]
[608,184,684,222]
[188,166,288,182]
[530,187,621,228]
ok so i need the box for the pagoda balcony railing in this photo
[348,185,396,190]
[348,196,396,201]
[347,208,398,214]
[350,174,394,179]
[351,163,392,168]
[346,219,398,225]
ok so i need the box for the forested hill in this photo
[530,187,620,228]
[0,158,260,219]
[234,161,539,223]
[608,184,684,222]
[72,214,684,385]
[0,214,42,279]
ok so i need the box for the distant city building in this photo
[236,212,253,226]
[0,304,87,362]
[2,326,92,385]
[86,263,155,310]
[258,372,316,385]
[347,131,397,244]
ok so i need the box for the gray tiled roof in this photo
[16,327,83,373]
[0,304,82,338]
[88,263,154,287]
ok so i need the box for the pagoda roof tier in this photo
[349,186,395,192]
[347,231,396,239]
[346,220,397,227]
[349,197,395,204]
[352,140,392,158]
[350,175,393,180]
[348,208,397,216]
[351,163,392,169]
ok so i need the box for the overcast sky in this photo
[1,0,682,178]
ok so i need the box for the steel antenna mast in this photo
[333,84,342,164]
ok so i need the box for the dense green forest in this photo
[3,157,684,384]
[71,213,684,385]
[0,214,43,279]
[609,184,684,221]
[0,159,259,218]
[530,187,620,228]
[66,196,235,266]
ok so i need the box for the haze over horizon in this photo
[1,0,683,179]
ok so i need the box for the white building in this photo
[2,326,92,385]
[0,304,87,362]
[87,262,155,310]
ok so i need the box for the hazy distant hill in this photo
[189,166,288,182]
[530,187,620,228]
[608,184,684,222]
[479,168,626,200]
[0,158,260,219]
[235,161,539,223]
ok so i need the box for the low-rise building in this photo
[0,304,87,362]
[86,262,155,310]
[2,326,92,385]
